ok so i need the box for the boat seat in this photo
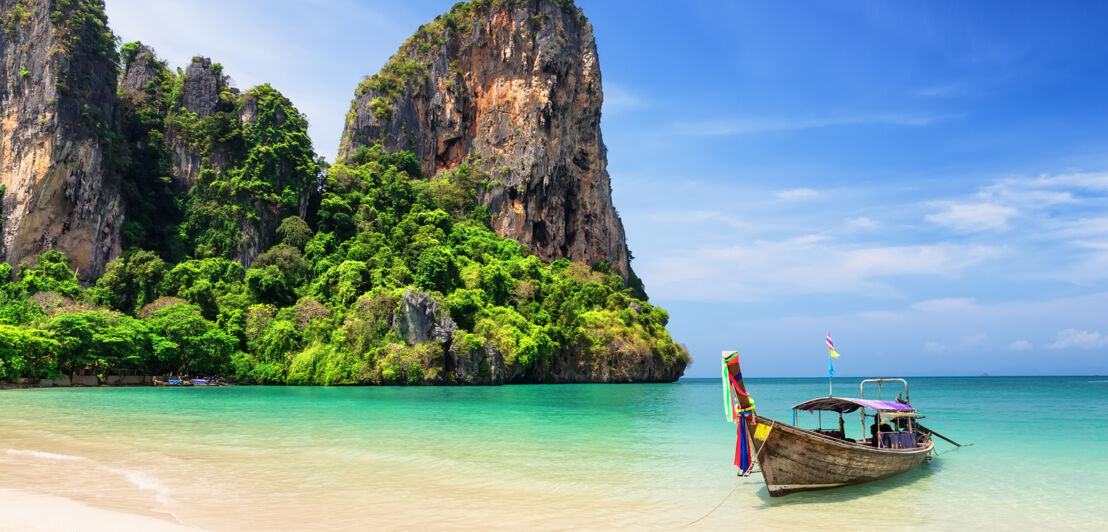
[880,432,917,449]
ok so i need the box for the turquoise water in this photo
[1,377,1106,529]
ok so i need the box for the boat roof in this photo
[793,397,916,413]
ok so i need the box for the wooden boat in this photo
[723,351,934,496]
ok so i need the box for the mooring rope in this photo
[684,420,776,527]
[683,479,742,528]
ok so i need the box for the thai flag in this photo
[826,333,840,358]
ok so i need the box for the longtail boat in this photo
[723,351,935,496]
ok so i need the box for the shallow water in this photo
[1,377,1106,530]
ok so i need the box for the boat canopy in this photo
[793,397,915,414]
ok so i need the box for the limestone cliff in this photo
[0,0,122,281]
[339,0,630,277]
[117,46,318,267]
[164,57,232,192]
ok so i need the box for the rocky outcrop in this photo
[536,347,686,383]
[391,289,502,385]
[181,58,221,118]
[446,341,505,385]
[165,57,230,192]
[0,0,123,281]
[385,288,684,385]
[118,45,161,97]
[118,46,317,267]
[395,289,458,345]
[339,0,630,277]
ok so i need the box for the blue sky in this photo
[105,1,1108,377]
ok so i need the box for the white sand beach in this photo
[0,489,205,532]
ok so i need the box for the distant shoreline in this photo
[4,374,1104,392]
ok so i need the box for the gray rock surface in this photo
[118,45,161,97]
[446,341,506,385]
[164,57,229,192]
[395,289,458,345]
[182,57,220,118]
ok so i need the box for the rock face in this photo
[0,0,123,281]
[181,58,221,118]
[340,0,630,277]
[385,288,683,385]
[117,47,317,267]
[446,341,505,385]
[395,289,458,345]
[165,57,230,192]
[118,46,161,96]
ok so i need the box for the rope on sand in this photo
[683,478,742,528]
[685,424,771,527]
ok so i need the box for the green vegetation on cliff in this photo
[0,4,688,385]
[116,45,182,258]
[0,143,687,384]
[116,44,321,262]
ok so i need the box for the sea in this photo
[1,377,1106,530]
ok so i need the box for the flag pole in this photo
[827,331,833,397]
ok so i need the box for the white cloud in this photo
[675,112,958,136]
[910,298,980,313]
[1046,329,1108,350]
[638,239,1001,302]
[971,172,1108,212]
[859,310,898,321]
[924,341,946,353]
[1009,340,1032,351]
[925,202,1018,232]
[646,210,749,229]
[1052,217,1108,239]
[775,188,820,201]
[1012,172,1108,192]
[845,217,877,231]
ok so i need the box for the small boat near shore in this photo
[154,377,229,386]
[723,351,940,496]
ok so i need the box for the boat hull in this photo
[752,415,933,496]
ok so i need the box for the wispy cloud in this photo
[925,202,1018,232]
[638,240,1001,302]
[1047,328,1108,350]
[910,298,980,313]
[978,172,1108,207]
[845,216,878,231]
[924,341,947,353]
[1009,340,1032,351]
[645,210,749,229]
[675,112,959,136]
[775,188,820,201]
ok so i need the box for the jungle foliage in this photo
[0,31,687,385]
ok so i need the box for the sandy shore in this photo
[0,489,205,532]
